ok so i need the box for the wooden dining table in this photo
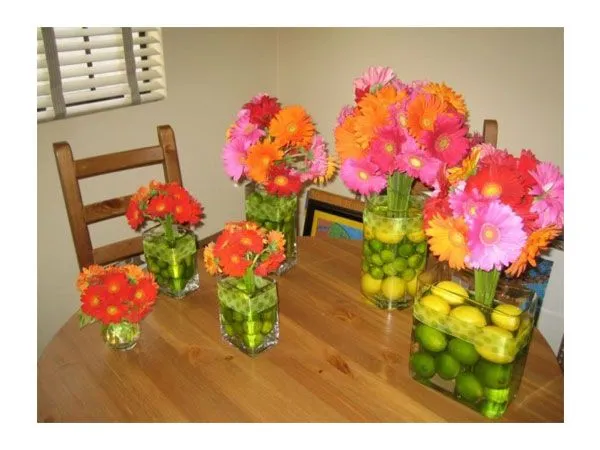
[37,237,564,422]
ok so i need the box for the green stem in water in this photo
[474,268,501,307]
[162,215,175,244]
[387,172,414,216]
[243,266,256,296]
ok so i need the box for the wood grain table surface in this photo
[37,237,564,423]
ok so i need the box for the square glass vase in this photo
[361,194,427,310]
[409,261,539,420]
[244,182,298,275]
[216,276,279,356]
[142,223,199,298]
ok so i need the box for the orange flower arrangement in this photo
[204,221,286,283]
[76,264,158,326]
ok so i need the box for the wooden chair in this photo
[53,125,184,270]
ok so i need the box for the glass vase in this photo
[409,261,539,420]
[216,275,279,356]
[245,183,298,275]
[102,321,140,350]
[360,193,427,310]
[142,223,199,298]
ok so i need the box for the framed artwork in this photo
[302,191,364,240]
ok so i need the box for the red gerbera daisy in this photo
[219,246,252,277]
[465,164,526,208]
[231,229,264,254]
[127,277,158,322]
[80,284,107,320]
[164,182,189,202]
[265,166,302,196]
[103,272,132,299]
[424,195,453,226]
[146,194,174,218]
[243,95,281,128]
[98,297,128,325]
[172,199,201,225]
[516,149,539,190]
[255,251,286,277]
[125,201,144,230]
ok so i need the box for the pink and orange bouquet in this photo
[222,93,337,196]
[335,66,476,201]
[77,264,158,326]
[424,143,564,300]
[126,180,204,231]
[204,221,286,280]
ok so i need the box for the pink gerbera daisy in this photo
[467,200,527,271]
[448,185,490,224]
[419,113,470,166]
[529,162,564,228]
[228,110,265,147]
[293,135,328,182]
[353,66,396,92]
[397,146,442,187]
[222,138,248,182]
[368,124,409,174]
[339,158,387,196]
[337,105,355,125]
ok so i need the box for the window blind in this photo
[37,27,167,122]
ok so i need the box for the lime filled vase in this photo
[102,321,140,351]
[408,262,538,419]
[142,222,199,298]
[245,183,298,275]
[360,193,427,310]
[216,275,279,356]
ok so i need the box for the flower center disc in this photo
[358,171,369,180]
[449,230,465,247]
[384,143,395,153]
[482,182,502,198]
[480,223,500,245]
[287,124,297,133]
[409,157,423,168]
[436,135,450,151]
[274,175,288,186]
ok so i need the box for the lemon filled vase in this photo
[360,193,427,310]
[245,183,298,275]
[142,222,199,298]
[409,262,538,420]
[216,275,279,356]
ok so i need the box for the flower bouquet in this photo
[335,66,475,309]
[222,93,337,274]
[204,221,286,356]
[126,180,204,298]
[77,264,158,350]
[409,143,564,418]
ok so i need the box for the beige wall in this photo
[37,27,563,357]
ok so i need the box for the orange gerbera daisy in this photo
[123,264,145,282]
[269,105,315,149]
[505,226,562,277]
[245,141,284,183]
[423,82,468,117]
[334,115,363,162]
[76,264,105,293]
[406,93,445,139]
[426,215,469,270]
[315,155,339,185]
[354,94,391,149]
[267,230,286,252]
[203,242,219,276]
[447,145,482,183]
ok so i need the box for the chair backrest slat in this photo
[53,124,183,270]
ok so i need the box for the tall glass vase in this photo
[142,223,199,298]
[245,183,298,275]
[217,275,279,356]
[409,261,539,419]
[360,193,427,309]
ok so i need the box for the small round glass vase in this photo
[102,321,141,351]
[245,183,298,275]
[216,275,279,357]
[142,223,199,298]
[360,194,427,310]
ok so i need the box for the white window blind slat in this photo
[37,27,166,123]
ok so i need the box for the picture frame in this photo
[302,189,364,240]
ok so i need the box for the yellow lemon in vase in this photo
[431,281,469,306]
[491,304,522,332]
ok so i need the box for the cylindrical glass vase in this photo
[102,321,140,350]
[142,223,199,298]
[409,262,539,420]
[360,194,427,309]
[216,276,279,356]
[245,183,298,275]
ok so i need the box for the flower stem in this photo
[387,172,413,216]
[163,215,175,243]
[474,268,500,307]
[243,266,256,295]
